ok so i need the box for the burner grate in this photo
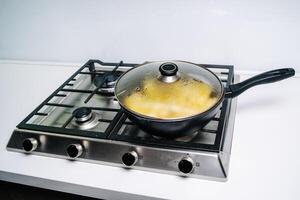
[108,64,234,152]
[17,60,234,152]
[17,60,136,139]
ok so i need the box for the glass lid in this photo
[115,61,223,120]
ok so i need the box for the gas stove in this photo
[7,60,237,181]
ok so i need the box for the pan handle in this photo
[225,68,295,98]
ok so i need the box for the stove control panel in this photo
[7,130,230,180]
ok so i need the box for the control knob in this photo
[178,157,194,174]
[122,151,138,166]
[22,138,38,152]
[67,144,83,158]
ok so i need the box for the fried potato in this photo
[123,78,218,119]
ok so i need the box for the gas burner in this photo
[72,107,99,130]
[174,132,199,142]
[93,73,118,96]
[151,131,199,142]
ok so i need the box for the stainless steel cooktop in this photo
[7,60,238,181]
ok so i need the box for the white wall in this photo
[0,0,299,70]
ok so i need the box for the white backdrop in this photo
[0,0,299,71]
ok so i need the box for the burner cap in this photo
[72,107,93,123]
[94,73,118,88]
[93,73,118,96]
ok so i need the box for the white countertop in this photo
[0,61,299,200]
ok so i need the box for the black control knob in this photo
[178,157,194,174]
[66,144,83,158]
[122,151,138,166]
[22,138,38,152]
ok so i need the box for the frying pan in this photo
[114,61,295,138]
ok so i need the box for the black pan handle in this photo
[225,68,295,98]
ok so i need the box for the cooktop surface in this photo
[7,60,237,180]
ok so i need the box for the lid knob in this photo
[159,63,178,76]
[158,62,180,83]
